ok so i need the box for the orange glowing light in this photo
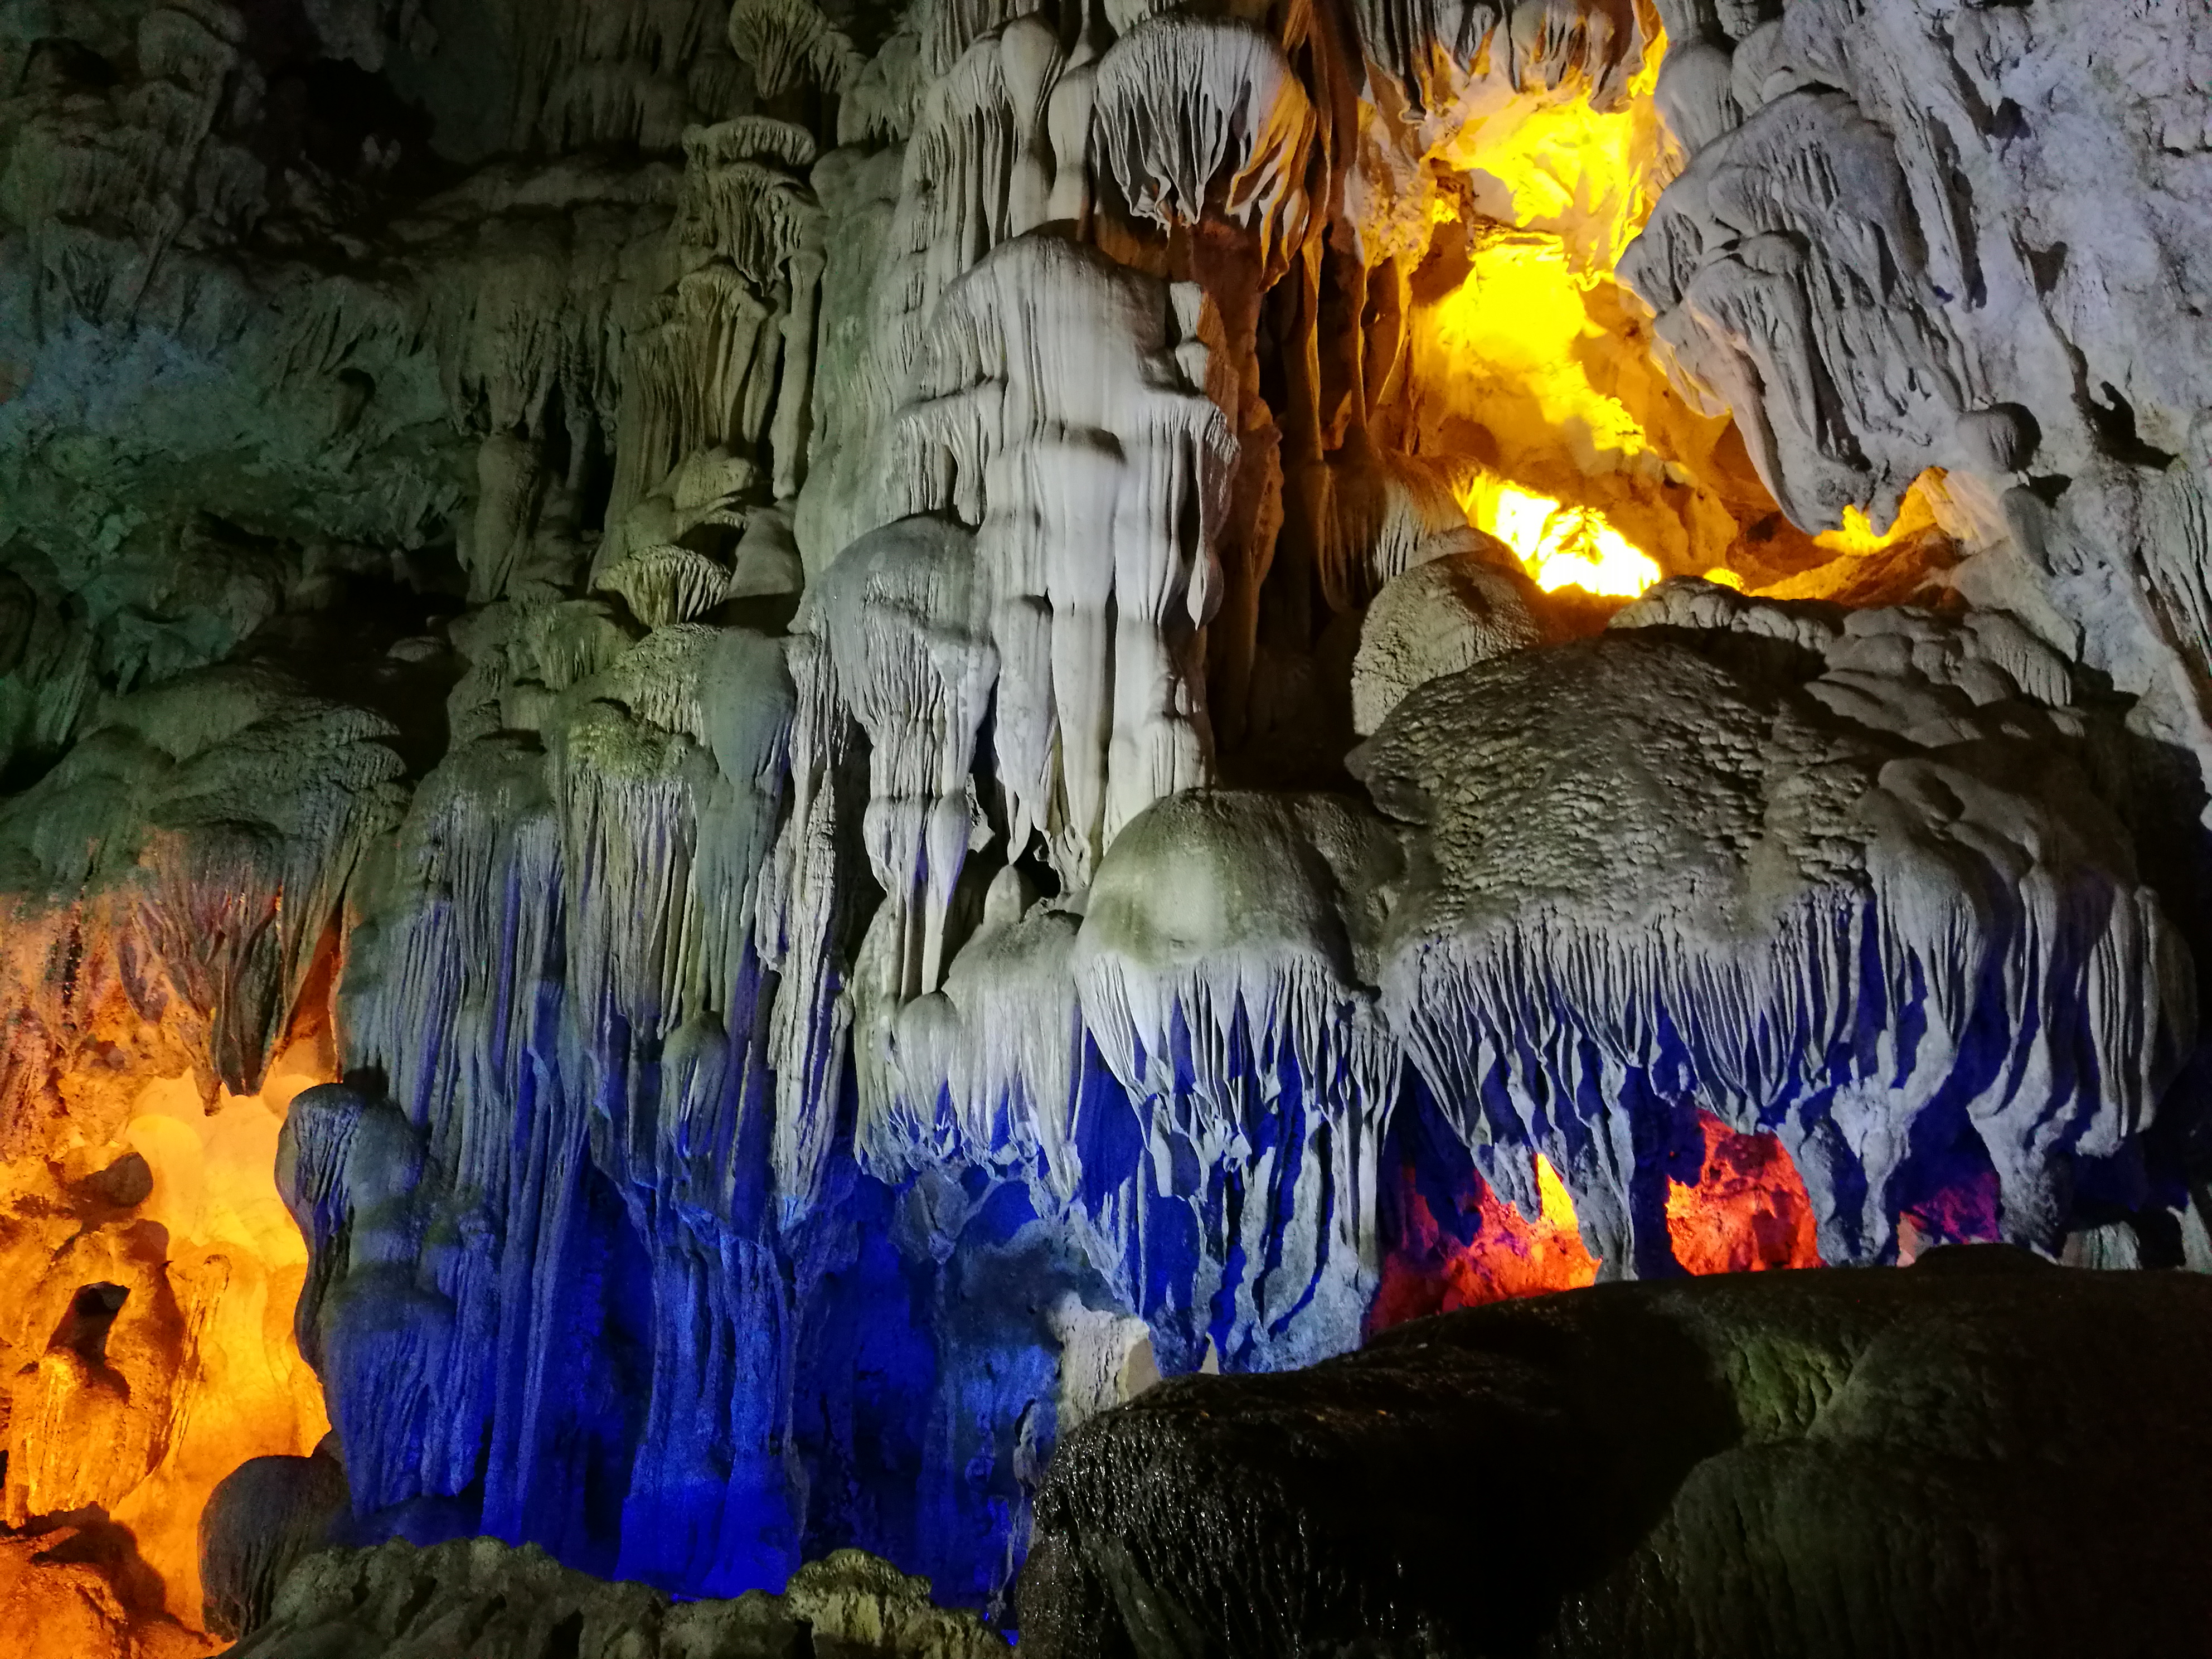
[0,1016,333,1657]
[1452,472,1662,597]
[1813,473,1946,557]
[1665,1112,1821,1276]
[1701,566,1744,590]
[1371,1154,1600,1330]
[1375,1117,1829,1335]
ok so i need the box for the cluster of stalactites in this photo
[404,178,675,462]
[1355,0,1657,129]
[347,613,798,1227]
[793,3,1096,572]
[1354,584,2195,1271]
[851,876,1089,1205]
[763,0,1686,1270]
[728,0,868,100]
[275,115,828,617]
[1073,790,1405,1367]
[841,789,1406,1371]
[811,516,996,1004]
[1090,14,1319,278]
[0,666,405,1106]
[772,0,1682,971]
[606,118,829,533]
[270,167,675,605]
[764,232,1241,1199]
[886,234,1233,890]
[850,788,1404,1189]
[349,671,559,1129]
[505,0,752,154]
[1071,791,1404,1133]
[1618,81,1956,533]
[1613,0,2212,562]
[3,2,265,333]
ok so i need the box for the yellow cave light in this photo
[1417,31,1687,605]
[1425,232,1651,463]
[1437,30,1668,270]
[1454,473,1662,599]
[1814,476,1946,558]
[1417,40,1673,519]
[1817,505,1894,557]
[1534,1153,1582,1235]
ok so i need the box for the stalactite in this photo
[1354,583,2194,1269]
[887,232,1233,885]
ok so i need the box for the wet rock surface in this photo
[1023,1249,2212,1659]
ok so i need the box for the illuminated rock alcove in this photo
[1,0,2208,1650]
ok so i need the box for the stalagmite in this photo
[1350,529,1550,734]
[198,1439,349,1639]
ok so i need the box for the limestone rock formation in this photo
[1354,582,2194,1273]
[1,0,2210,1647]
[200,1439,350,1641]
[1350,530,1552,734]
[0,1520,216,1659]
[1021,1250,2212,1658]
[1618,0,2212,795]
[0,664,385,1646]
[216,1536,1005,1658]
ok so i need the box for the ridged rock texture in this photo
[216,1537,1005,1659]
[1021,1249,2212,1659]
[1,0,2210,1650]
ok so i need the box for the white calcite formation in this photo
[877,233,1233,887]
[1619,0,2212,786]
[1350,527,1553,734]
[1070,790,1405,1370]
[1,0,2209,1643]
[1356,581,2194,1271]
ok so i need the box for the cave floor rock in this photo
[216,1537,1007,1659]
[1022,1247,2212,1659]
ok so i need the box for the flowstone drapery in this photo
[1357,586,2192,1273]
[2,0,2210,1646]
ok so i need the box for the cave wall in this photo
[1,0,2209,1637]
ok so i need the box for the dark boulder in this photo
[1021,1249,2212,1658]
